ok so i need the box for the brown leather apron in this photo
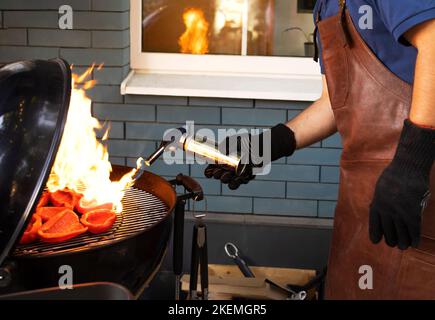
[317,1,435,299]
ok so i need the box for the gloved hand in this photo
[204,124,296,190]
[369,120,435,250]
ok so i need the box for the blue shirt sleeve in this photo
[313,0,325,74]
[373,0,435,45]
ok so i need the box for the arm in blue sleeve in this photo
[373,0,435,45]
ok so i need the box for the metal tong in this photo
[224,242,307,300]
[170,174,204,300]
[189,213,209,300]
[224,242,255,278]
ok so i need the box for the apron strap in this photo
[313,0,350,62]
[313,11,320,62]
[312,0,324,62]
[338,0,351,46]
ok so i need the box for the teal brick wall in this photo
[0,0,341,219]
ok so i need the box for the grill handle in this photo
[173,174,204,201]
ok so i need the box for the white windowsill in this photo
[120,70,322,101]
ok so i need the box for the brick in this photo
[92,30,129,48]
[287,182,339,201]
[190,163,210,178]
[92,0,130,12]
[322,133,342,148]
[107,140,155,157]
[125,95,188,106]
[74,11,129,30]
[95,121,124,139]
[193,196,252,214]
[122,65,130,77]
[321,166,340,183]
[87,85,123,103]
[187,178,221,196]
[189,97,253,108]
[222,108,286,126]
[309,142,322,148]
[4,11,58,28]
[288,148,341,166]
[70,66,90,76]
[0,0,91,10]
[29,29,91,47]
[257,164,319,182]
[0,29,27,45]
[222,181,286,198]
[254,198,317,217]
[93,67,124,85]
[109,156,125,166]
[287,110,301,119]
[318,201,337,218]
[157,106,220,124]
[60,48,128,67]
[93,103,155,122]
[126,159,189,177]
[255,100,311,110]
[126,123,177,140]
[192,125,253,142]
[0,46,58,64]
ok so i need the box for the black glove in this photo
[369,120,435,250]
[204,124,297,190]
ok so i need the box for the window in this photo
[123,0,322,100]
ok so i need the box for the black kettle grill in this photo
[0,59,203,298]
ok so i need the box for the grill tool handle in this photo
[225,243,255,278]
[189,223,200,300]
[173,200,185,276]
[234,256,255,278]
[174,174,204,201]
[173,199,185,300]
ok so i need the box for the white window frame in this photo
[122,0,322,101]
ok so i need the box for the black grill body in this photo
[0,166,177,298]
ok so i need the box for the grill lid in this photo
[0,59,71,266]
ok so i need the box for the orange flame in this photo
[179,8,209,54]
[47,64,138,213]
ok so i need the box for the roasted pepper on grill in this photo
[19,214,43,244]
[75,198,113,215]
[80,209,117,234]
[36,206,68,222]
[36,191,50,209]
[38,209,88,243]
[49,189,82,208]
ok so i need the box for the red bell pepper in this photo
[36,206,68,222]
[38,209,88,243]
[75,198,113,215]
[19,214,43,245]
[80,209,117,234]
[36,192,50,209]
[49,189,82,208]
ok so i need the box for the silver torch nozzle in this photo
[179,134,244,175]
[143,140,171,167]
[143,128,246,175]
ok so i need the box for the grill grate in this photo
[13,187,169,257]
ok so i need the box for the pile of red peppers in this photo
[19,189,117,244]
